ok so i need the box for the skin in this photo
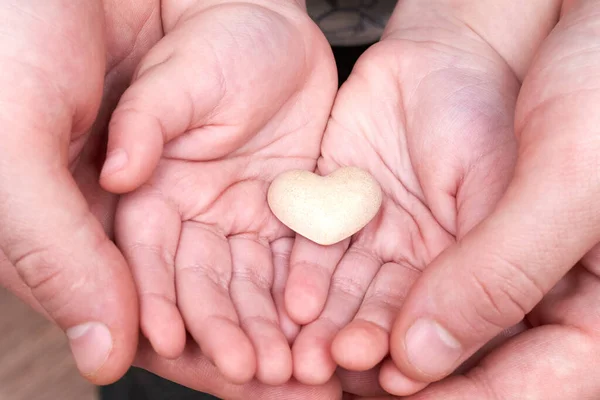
[286,0,529,390]
[0,1,340,398]
[100,0,337,386]
[287,0,600,399]
[386,0,600,398]
[0,0,141,384]
[5,0,600,398]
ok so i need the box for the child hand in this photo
[285,2,521,394]
[101,0,337,386]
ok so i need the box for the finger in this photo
[135,337,343,400]
[402,327,600,400]
[379,322,528,396]
[332,263,418,372]
[270,237,300,343]
[401,264,593,400]
[0,1,139,384]
[0,250,48,318]
[379,360,428,397]
[379,321,526,397]
[114,189,186,359]
[175,221,256,384]
[229,235,292,385]
[390,0,600,382]
[0,160,138,385]
[292,245,381,385]
[285,235,348,324]
[101,47,227,193]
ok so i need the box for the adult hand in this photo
[384,1,600,398]
[282,0,546,394]
[134,296,343,400]
[0,0,154,384]
[0,3,342,398]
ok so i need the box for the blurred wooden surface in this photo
[0,287,98,400]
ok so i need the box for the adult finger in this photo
[135,337,343,400]
[394,266,600,400]
[0,1,138,384]
[390,0,600,381]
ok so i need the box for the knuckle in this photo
[233,264,272,291]
[238,315,277,331]
[127,241,175,276]
[327,247,379,302]
[330,275,368,301]
[469,255,544,330]
[12,247,83,316]
[366,289,404,312]
[178,261,230,292]
[13,247,63,291]
[139,291,177,306]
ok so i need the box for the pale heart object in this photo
[267,167,382,245]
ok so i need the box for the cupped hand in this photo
[101,0,337,386]
[380,0,600,398]
[285,0,532,393]
[0,0,166,384]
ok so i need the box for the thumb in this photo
[390,0,600,379]
[100,46,232,194]
[0,134,139,385]
[390,115,600,381]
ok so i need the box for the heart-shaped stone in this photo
[267,167,382,245]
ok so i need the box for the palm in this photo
[393,31,600,398]
[112,2,337,386]
[286,34,520,394]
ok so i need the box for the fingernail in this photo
[101,149,128,176]
[66,322,113,376]
[405,319,462,377]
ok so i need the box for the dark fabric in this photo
[99,42,372,400]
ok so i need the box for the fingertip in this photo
[390,316,463,381]
[292,324,337,385]
[332,320,388,371]
[68,322,132,386]
[286,237,346,325]
[243,318,293,385]
[379,359,428,396]
[285,288,322,325]
[207,322,256,384]
[140,295,186,359]
[255,336,293,385]
[285,267,328,325]
[86,247,140,386]
[72,264,140,386]
[217,340,256,385]
[101,108,164,193]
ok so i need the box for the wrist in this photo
[162,0,307,32]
